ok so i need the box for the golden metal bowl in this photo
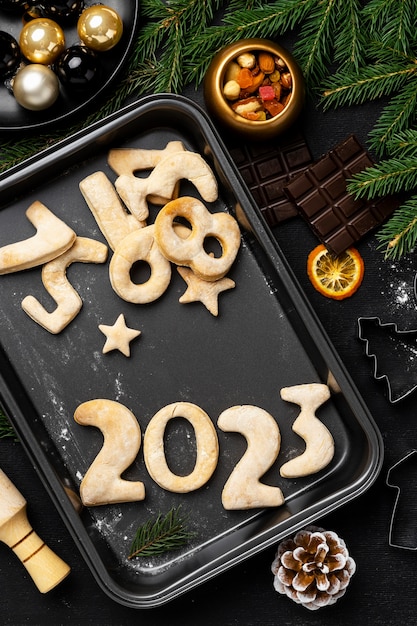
[203,38,305,139]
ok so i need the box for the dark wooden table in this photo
[1,84,417,626]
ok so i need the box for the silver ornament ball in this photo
[13,64,60,111]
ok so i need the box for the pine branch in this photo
[321,60,417,110]
[293,0,338,88]
[347,157,417,199]
[333,0,366,72]
[386,129,417,157]
[0,410,16,440]
[128,507,194,559]
[361,0,417,53]
[376,195,417,259]
[368,79,417,155]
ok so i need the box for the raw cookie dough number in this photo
[218,405,284,510]
[74,399,145,506]
[279,383,334,478]
[22,236,108,334]
[109,225,172,304]
[154,196,241,281]
[143,402,219,493]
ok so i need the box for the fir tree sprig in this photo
[0,410,16,440]
[375,196,417,259]
[128,506,195,559]
[347,157,417,199]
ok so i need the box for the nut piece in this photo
[236,52,256,68]
[258,51,275,74]
[223,79,241,100]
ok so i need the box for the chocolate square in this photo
[283,134,400,255]
[227,131,313,227]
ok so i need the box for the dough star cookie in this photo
[99,313,141,357]
[177,266,235,316]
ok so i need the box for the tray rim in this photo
[0,93,384,608]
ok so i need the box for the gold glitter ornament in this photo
[19,18,65,65]
[77,5,123,52]
[12,63,60,110]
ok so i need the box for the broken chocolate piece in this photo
[227,131,313,227]
[284,135,399,255]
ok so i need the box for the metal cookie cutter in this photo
[358,316,417,403]
[386,450,417,550]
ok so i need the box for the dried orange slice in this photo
[307,244,364,300]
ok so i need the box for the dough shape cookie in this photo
[109,225,172,304]
[143,401,219,493]
[218,405,284,509]
[279,383,335,478]
[154,196,241,281]
[177,266,235,316]
[99,313,141,357]
[74,399,145,506]
[79,171,144,251]
[114,151,219,222]
[21,236,108,334]
[107,140,185,205]
[0,200,76,275]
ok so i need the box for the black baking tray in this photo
[0,94,383,608]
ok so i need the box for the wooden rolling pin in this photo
[0,467,71,593]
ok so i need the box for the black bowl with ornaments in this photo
[0,0,139,131]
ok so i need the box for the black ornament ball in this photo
[42,0,85,22]
[0,31,21,79]
[56,44,101,91]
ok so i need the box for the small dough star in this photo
[98,313,141,357]
[177,266,235,316]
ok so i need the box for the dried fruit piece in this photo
[307,244,364,300]
[259,85,276,101]
[236,67,253,89]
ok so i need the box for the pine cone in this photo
[271,525,356,610]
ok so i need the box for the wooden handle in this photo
[0,505,71,593]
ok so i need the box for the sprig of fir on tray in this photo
[0,410,16,440]
[128,506,195,559]
[1,0,417,257]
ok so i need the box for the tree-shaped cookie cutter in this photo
[386,450,417,550]
[357,316,417,403]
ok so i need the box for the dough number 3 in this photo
[74,384,334,510]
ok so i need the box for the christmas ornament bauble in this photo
[43,0,85,22]
[0,31,21,79]
[56,44,100,90]
[22,4,45,23]
[12,63,60,110]
[77,5,123,52]
[19,18,65,64]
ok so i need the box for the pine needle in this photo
[347,157,417,199]
[128,506,194,559]
[376,195,417,259]
[0,410,16,440]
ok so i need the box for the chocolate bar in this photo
[283,134,399,256]
[227,131,313,227]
